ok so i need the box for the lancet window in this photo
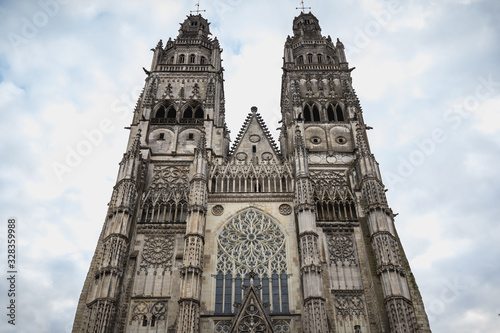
[181,104,204,123]
[311,171,358,221]
[215,209,289,315]
[304,103,321,122]
[152,104,176,124]
[327,104,345,122]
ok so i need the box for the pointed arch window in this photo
[336,105,345,121]
[166,107,176,119]
[317,54,323,64]
[304,103,320,122]
[307,53,313,64]
[215,209,289,315]
[327,104,345,122]
[155,106,166,118]
[181,104,204,121]
[194,107,204,119]
[178,54,185,64]
[189,54,196,64]
[312,105,321,121]
[183,107,193,118]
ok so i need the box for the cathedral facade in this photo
[72,12,431,333]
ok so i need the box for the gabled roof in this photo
[230,106,280,158]
[230,284,274,333]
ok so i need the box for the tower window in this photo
[307,53,313,64]
[317,54,323,63]
[166,107,176,119]
[155,106,166,118]
[158,133,165,140]
[142,316,147,327]
[327,104,345,122]
[297,55,304,65]
[336,105,345,121]
[303,105,312,122]
[179,54,185,64]
[189,54,196,64]
[169,56,174,64]
[200,56,206,64]
[194,108,204,119]
[151,315,156,327]
[312,105,320,121]
[183,107,193,118]
[188,133,194,140]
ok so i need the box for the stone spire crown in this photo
[178,14,211,39]
[292,12,322,39]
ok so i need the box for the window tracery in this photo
[215,209,289,315]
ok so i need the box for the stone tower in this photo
[72,12,431,333]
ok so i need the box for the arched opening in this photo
[178,54,185,64]
[312,105,321,121]
[307,53,313,64]
[183,107,193,118]
[142,315,147,327]
[189,54,196,64]
[151,315,156,327]
[169,56,174,64]
[166,107,176,119]
[200,56,206,64]
[194,107,204,119]
[327,105,335,122]
[303,105,312,122]
[297,55,304,65]
[336,105,345,121]
[317,54,323,64]
[155,106,166,118]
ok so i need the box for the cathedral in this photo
[72,10,432,333]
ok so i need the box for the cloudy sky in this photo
[0,0,499,332]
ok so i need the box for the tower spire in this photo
[296,1,311,13]
[190,2,206,14]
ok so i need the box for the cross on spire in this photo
[296,1,311,13]
[190,2,206,15]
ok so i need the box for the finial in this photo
[190,2,206,15]
[251,106,258,113]
[296,1,311,13]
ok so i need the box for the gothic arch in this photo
[303,102,321,122]
[181,102,204,120]
[153,102,177,123]
[214,208,290,315]
[326,102,346,122]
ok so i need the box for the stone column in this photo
[294,129,329,333]
[176,134,208,333]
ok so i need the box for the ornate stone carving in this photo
[333,292,365,318]
[140,235,174,269]
[386,297,418,333]
[212,205,224,216]
[214,320,231,333]
[273,319,291,332]
[327,234,357,265]
[372,232,402,267]
[97,234,127,270]
[278,204,292,216]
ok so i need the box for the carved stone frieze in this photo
[333,291,366,318]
